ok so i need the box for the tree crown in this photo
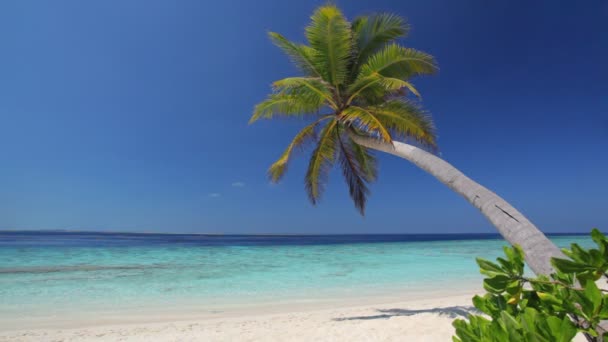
[250,5,438,215]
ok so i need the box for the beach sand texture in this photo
[0,292,589,342]
[0,294,475,341]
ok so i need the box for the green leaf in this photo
[347,136,377,182]
[590,228,607,250]
[340,106,392,142]
[552,258,595,274]
[250,92,324,123]
[520,308,540,336]
[584,280,602,315]
[502,245,525,275]
[268,32,323,78]
[600,296,608,319]
[337,132,375,215]
[476,258,506,277]
[570,243,592,263]
[472,293,508,318]
[496,256,523,277]
[499,311,522,339]
[572,289,595,320]
[346,74,421,104]
[305,120,339,205]
[351,13,409,74]
[483,275,511,294]
[589,249,605,267]
[546,315,578,342]
[471,295,487,311]
[305,5,352,87]
[359,44,437,80]
[452,319,480,342]
[536,291,563,307]
[272,77,338,109]
[367,100,436,147]
[505,280,522,296]
[267,116,333,182]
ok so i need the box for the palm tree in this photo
[249,5,563,277]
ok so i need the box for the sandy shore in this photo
[0,290,589,342]
[1,292,481,342]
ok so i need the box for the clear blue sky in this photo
[1,0,606,234]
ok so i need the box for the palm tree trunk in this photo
[349,134,564,276]
[350,134,608,338]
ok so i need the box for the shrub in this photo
[453,229,608,342]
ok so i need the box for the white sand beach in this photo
[1,292,480,342]
[0,288,592,342]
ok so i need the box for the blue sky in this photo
[1,0,606,234]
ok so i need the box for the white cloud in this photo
[208,193,221,198]
[231,182,245,187]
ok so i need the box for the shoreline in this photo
[2,287,589,342]
[0,289,483,341]
[1,283,481,330]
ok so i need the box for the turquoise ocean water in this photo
[0,232,595,326]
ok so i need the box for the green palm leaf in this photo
[305,119,339,204]
[348,136,378,182]
[268,32,323,78]
[268,116,333,182]
[249,92,323,123]
[305,5,352,88]
[369,100,436,147]
[273,77,338,109]
[377,78,421,98]
[337,133,379,214]
[351,13,409,76]
[340,106,392,142]
[252,5,439,215]
[338,134,370,215]
[347,73,421,104]
[359,44,437,80]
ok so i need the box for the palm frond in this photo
[346,74,383,103]
[359,44,438,80]
[268,116,333,182]
[305,119,339,205]
[340,106,392,142]
[250,92,324,123]
[273,77,338,109]
[338,133,370,215]
[268,32,323,78]
[369,100,437,147]
[351,13,409,76]
[377,78,421,98]
[347,73,421,104]
[305,5,352,87]
[347,135,378,182]
[254,5,441,215]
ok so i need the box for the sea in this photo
[0,231,595,327]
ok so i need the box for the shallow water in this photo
[0,232,595,322]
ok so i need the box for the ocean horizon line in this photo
[0,229,594,237]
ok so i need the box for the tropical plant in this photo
[453,229,608,342]
[249,5,565,279]
[250,5,437,215]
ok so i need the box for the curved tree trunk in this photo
[350,134,564,276]
[350,134,608,337]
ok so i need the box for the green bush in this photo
[453,229,608,342]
